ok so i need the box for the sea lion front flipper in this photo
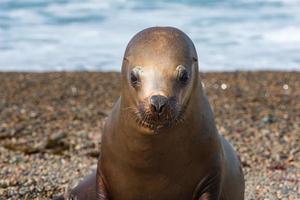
[96,174,109,200]
[53,170,104,200]
[53,171,109,200]
[70,170,97,200]
[192,172,222,200]
[198,193,209,200]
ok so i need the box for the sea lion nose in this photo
[150,95,168,114]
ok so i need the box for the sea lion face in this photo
[121,27,198,131]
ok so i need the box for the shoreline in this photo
[0,71,299,199]
[1,69,299,73]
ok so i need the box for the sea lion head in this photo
[121,27,199,132]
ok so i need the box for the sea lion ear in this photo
[192,56,198,63]
[123,56,129,63]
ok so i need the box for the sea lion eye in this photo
[176,65,189,84]
[130,66,141,86]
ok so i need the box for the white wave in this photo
[263,27,300,43]
[0,0,300,71]
[242,0,300,5]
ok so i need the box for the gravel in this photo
[0,72,299,199]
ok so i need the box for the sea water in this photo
[0,0,299,71]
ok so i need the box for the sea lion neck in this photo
[112,81,219,171]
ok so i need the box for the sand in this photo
[0,72,299,199]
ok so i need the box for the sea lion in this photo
[54,27,244,200]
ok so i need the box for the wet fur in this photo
[54,26,245,200]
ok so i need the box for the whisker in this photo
[123,97,187,130]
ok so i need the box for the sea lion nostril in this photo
[150,95,168,114]
[159,103,166,113]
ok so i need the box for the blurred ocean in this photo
[0,0,300,71]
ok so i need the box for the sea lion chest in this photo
[100,115,221,200]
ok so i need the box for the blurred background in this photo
[0,0,300,71]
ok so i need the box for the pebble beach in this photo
[0,71,299,199]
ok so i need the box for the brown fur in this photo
[54,27,244,200]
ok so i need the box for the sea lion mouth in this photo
[136,113,176,130]
[131,98,186,131]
